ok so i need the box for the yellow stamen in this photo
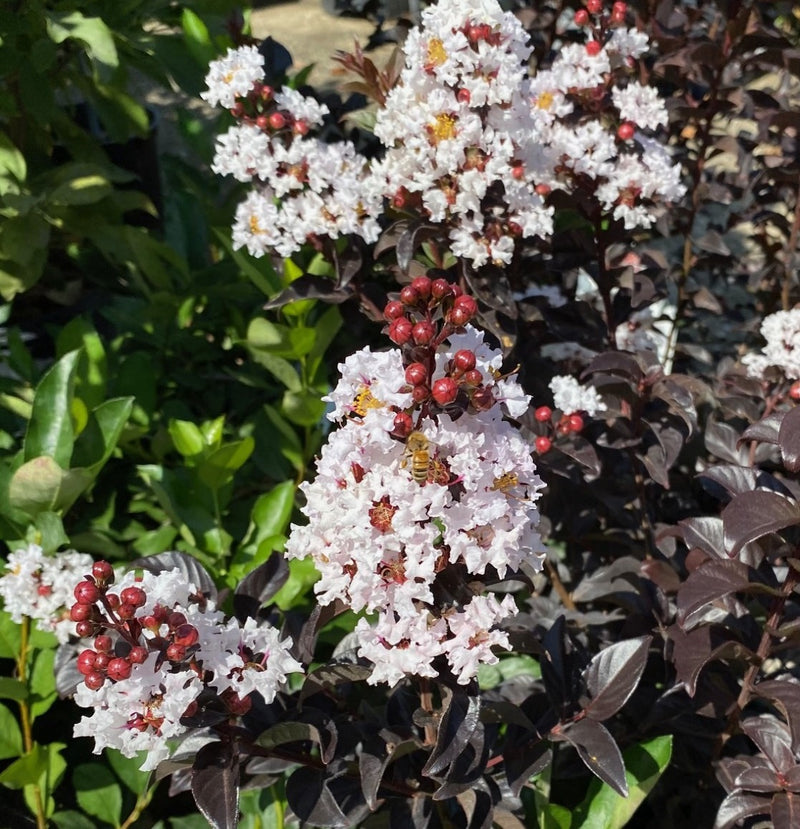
[426,37,447,68]
[536,91,554,110]
[430,113,458,143]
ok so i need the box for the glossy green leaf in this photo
[51,811,98,829]
[106,748,150,795]
[74,762,123,827]
[169,419,205,457]
[181,8,216,66]
[0,609,22,658]
[251,480,296,541]
[23,741,66,818]
[196,437,255,490]
[24,350,80,467]
[45,12,118,76]
[70,397,134,473]
[0,677,27,702]
[33,511,70,553]
[56,318,108,411]
[281,388,326,427]
[247,350,302,392]
[0,130,26,188]
[9,456,94,517]
[572,735,673,829]
[0,742,48,788]
[200,416,225,450]
[0,702,23,760]
[29,648,57,721]
[271,557,319,610]
[49,174,112,206]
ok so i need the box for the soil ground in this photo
[250,0,398,92]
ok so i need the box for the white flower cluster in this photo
[369,0,556,267]
[201,44,265,109]
[73,567,302,770]
[285,326,545,686]
[205,55,381,257]
[742,308,800,381]
[206,0,684,267]
[549,375,607,417]
[0,544,94,643]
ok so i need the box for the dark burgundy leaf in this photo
[359,734,417,809]
[785,766,800,792]
[262,275,354,309]
[540,615,568,710]
[742,715,795,774]
[698,465,758,498]
[423,688,481,777]
[571,556,641,603]
[582,636,651,721]
[714,792,770,829]
[132,551,217,601]
[742,412,785,446]
[772,792,800,829]
[332,243,363,288]
[559,718,627,796]
[301,662,373,702]
[705,419,746,464]
[584,351,643,382]
[455,784,494,829]
[54,641,82,698]
[779,406,800,473]
[257,717,338,764]
[233,552,289,622]
[294,600,349,665]
[754,680,800,752]
[722,490,800,558]
[556,435,601,475]
[735,760,781,792]
[396,223,438,274]
[504,737,551,796]
[285,766,354,828]
[678,516,725,558]
[676,559,752,629]
[668,624,754,697]
[191,741,240,829]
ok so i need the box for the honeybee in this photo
[490,471,531,501]
[402,431,432,485]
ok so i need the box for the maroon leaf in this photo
[742,715,795,774]
[132,551,217,601]
[286,765,369,827]
[722,490,800,558]
[699,465,758,498]
[668,624,754,697]
[584,351,643,382]
[423,688,481,777]
[779,406,800,473]
[676,559,752,629]
[191,741,240,829]
[359,734,417,810]
[735,762,781,793]
[714,792,770,829]
[559,718,627,796]
[678,516,725,558]
[504,738,552,796]
[233,552,289,622]
[772,792,800,829]
[582,636,651,721]
[754,680,800,751]
[262,275,354,309]
[741,412,785,446]
[256,717,338,764]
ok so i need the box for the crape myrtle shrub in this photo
[1,0,800,828]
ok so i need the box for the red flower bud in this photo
[94,635,112,653]
[399,285,420,306]
[70,602,93,622]
[789,380,800,400]
[384,300,405,321]
[74,580,100,605]
[431,278,453,299]
[120,586,146,608]
[535,436,552,454]
[75,621,95,638]
[587,0,603,13]
[92,561,114,583]
[471,386,495,411]
[586,40,602,56]
[464,369,483,386]
[617,122,635,141]
[174,624,199,648]
[410,276,432,299]
[94,652,110,671]
[129,646,148,664]
[411,384,430,404]
[166,643,186,662]
[84,671,105,691]
[107,657,132,682]
[77,649,98,676]
[268,111,286,130]
[392,411,413,438]
[457,88,471,104]
[535,405,552,422]
[117,603,137,621]
[412,320,436,345]
[568,414,585,432]
[432,377,458,406]
[388,317,413,345]
[453,349,477,372]
[574,8,590,25]
[405,362,429,386]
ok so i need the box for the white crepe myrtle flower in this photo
[0,544,94,643]
[549,375,607,417]
[612,82,669,130]
[286,323,545,686]
[71,564,303,770]
[743,308,800,380]
[201,45,265,109]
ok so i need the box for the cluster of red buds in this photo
[789,380,800,401]
[229,81,311,137]
[383,276,504,425]
[531,405,586,455]
[70,561,201,691]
